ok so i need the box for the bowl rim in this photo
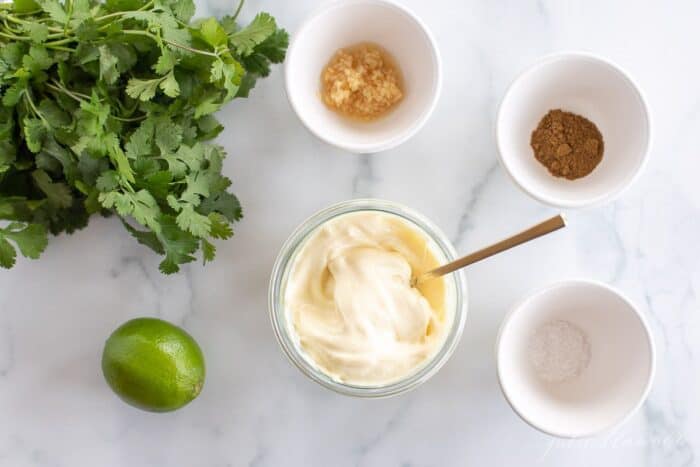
[494,278,656,438]
[495,51,653,209]
[268,198,468,397]
[283,0,443,154]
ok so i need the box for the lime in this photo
[102,317,205,412]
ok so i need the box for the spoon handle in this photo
[415,214,566,286]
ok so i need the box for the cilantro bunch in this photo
[0,0,287,273]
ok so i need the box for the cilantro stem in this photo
[8,9,42,16]
[46,81,89,103]
[49,45,75,52]
[164,39,219,57]
[2,18,23,34]
[23,91,48,125]
[2,13,63,32]
[49,77,149,124]
[64,0,73,37]
[94,0,154,22]
[232,0,245,21]
[44,36,76,46]
[94,11,129,22]
[0,31,29,41]
[122,29,219,58]
[112,114,147,122]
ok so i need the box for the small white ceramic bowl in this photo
[496,53,651,208]
[285,0,442,154]
[496,280,655,438]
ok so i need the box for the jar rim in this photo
[268,199,468,397]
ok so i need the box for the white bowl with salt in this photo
[496,280,655,438]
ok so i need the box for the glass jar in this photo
[268,199,467,397]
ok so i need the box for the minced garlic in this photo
[320,42,404,121]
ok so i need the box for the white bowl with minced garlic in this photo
[285,0,442,154]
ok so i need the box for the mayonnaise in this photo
[284,211,450,386]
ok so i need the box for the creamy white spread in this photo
[284,211,449,386]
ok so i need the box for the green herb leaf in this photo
[13,0,41,14]
[153,49,176,75]
[38,0,69,25]
[176,204,210,237]
[126,77,161,102]
[199,17,228,48]
[159,71,180,98]
[23,117,46,153]
[171,0,195,22]
[3,80,27,107]
[229,12,276,56]
[157,214,198,274]
[99,45,121,85]
[22,22,49,43]
[2,223,48,259]
[0,237,17,268]
[201,237,215,263]
[39,100,71,128]
[32,169,73,208]
[209,212,233,239]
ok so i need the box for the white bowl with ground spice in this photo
[496,280,655,438]
[285,0,442,154]
[496,53,651,208]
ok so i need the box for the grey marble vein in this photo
[451,161,498,248]
[352,154,378,198]
[0,325,13,378]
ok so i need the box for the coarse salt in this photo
[528,319,591,383]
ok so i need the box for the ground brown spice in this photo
[530,109,604,180]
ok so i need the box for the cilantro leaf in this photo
[201,237,215,264]
[0,237,17,268]
[38,0,68,25]
[157,215,198,274]
[199,17,228,48]
[176,204,211,237]
[153,49,175,75]
[99,45,121,85]
[3,79,28,107]
[23,46,53,73]
[254,29,289,64]
[209,212,233,239]
[2,222,48,259]
[198,190,242,222]
[38,100,70,128]
[228,12,276,56]
[126,77,161,102]
[95,171,120,192]
[23,117,46,153]
[124,119,154,159]
[22,22,49,43]
[171,0,195,22]
[159,71,180,98]
[155,119,183,153]
[104,133,136,183]
[32,169,73,208]
[121,219,165,255]
[13,0,40,14]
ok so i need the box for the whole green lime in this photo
[102,317,205,412]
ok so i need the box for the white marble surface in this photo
[1,0,699,465]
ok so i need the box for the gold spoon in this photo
[412,214,566,287]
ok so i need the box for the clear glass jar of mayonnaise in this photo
[269,199,467,397]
